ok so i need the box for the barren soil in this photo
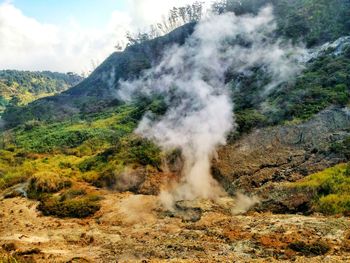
[1,188,350,262]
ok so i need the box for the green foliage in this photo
[9,104,139,153]
[235,109,268,134]
[0,103,161,195]
[38,194,101,218]
[0,96,8,107]
[292,163,350,215]
[0,70,83,116]
[218,0,350,47]
[78,136,161,172]
[0,70,82,94]
[0,150,33,189]
[59,189,87,201]
[27,171,72,198]
[19,129,94,153]
[267,52,350,123]
[330,136,350,159]
[318,194,350,215]
[121,136,161,167]
[230,50,350,134]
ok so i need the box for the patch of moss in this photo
[59,188,87,201]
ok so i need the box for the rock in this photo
[14,248,41,256]
[213,107,350,193]
[2,242,16,252]
[254,184,316,214]
[2,183,28,199]
[162,200,204,222]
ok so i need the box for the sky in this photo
[0,0,211,74]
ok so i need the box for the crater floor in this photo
[1,189,349,262]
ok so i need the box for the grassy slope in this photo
[0,103,163,218]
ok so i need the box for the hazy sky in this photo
[0,0,210,73]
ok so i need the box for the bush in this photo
[236,109,268,134]
[78,136,161,173]
[292,163,350,215]
[0,173,27,190]
[23,120,42,131]
[59,188,87,201]
[122,136,161,167]
[38,195,101,218]
[318,194,350,215]
[330,136,350,159]
[27,171,72,197]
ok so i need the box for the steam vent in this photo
[1,0,350,262]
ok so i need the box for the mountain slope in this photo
[0,70,82,115]
[1,1,350,261]
[221,0,350,47]
[3,0,350,128]
[1,23,195,127]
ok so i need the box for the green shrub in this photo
[123,136,161,167]
[330,137,350,159]
[292,163,350,215]
[38,195,101,218]
[318,194,350,215]
[236,109,268,134]
[59,189,87,201]
[78,136,161,173]
[0,173,27,190]
[27,171,72,198]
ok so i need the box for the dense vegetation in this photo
[0,103,162,218]
[231,44,350,134]
[214,0,350,47]
[0,70,82,115]
[291,163,350,215]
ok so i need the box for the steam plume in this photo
[118,6,304,208]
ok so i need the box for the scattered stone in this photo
[288,240,330,256]
[2,242,16,252]
[15,248,42,256]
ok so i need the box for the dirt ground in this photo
[1,189,350,263]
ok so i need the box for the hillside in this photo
[3,0,350,128]
[0,0,350,262]
[0,70,83,115]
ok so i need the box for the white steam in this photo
[118,6,304,208]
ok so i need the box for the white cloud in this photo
[0,1,211,73]
[127,0,212,29]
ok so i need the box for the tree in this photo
[124,2,204,47]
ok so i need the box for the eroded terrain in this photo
[1,188,349,263]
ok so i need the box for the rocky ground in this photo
[214,107,350,193]
[1,188,349,263]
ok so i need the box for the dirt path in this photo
[1,191,350,262]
